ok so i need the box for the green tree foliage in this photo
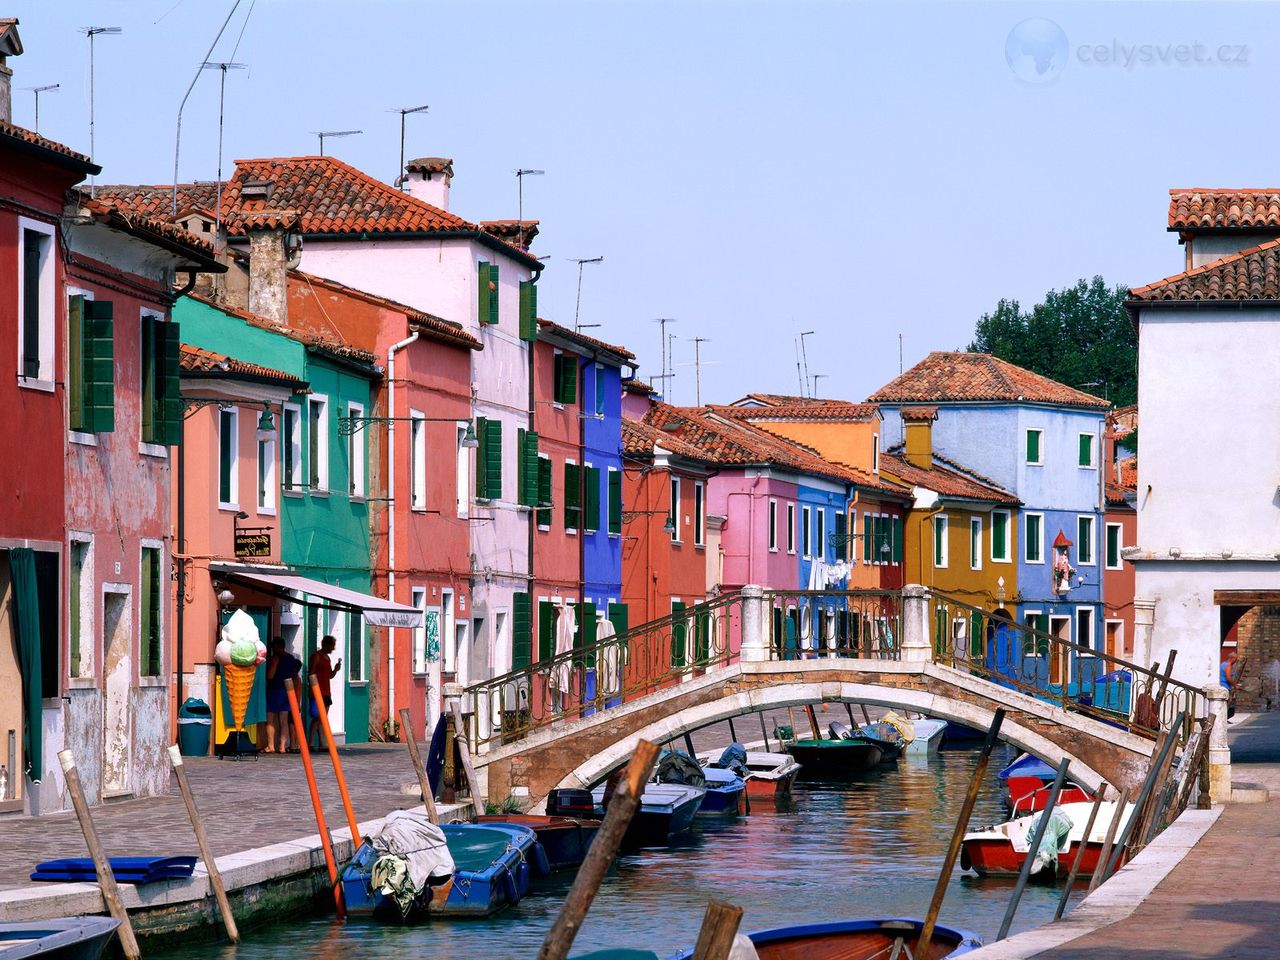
[967,277,1136,407]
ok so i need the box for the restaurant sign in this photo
[234,532,272,558]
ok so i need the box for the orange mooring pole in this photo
[311,676,361,846]
[286,677,345,918]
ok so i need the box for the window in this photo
[891,515,903,564]
[1077,515,1095,565]
[536,454,553,528]
[140,546,163,677]
[347,614,365,683]
[512,593,533,669]
[282,404,302,491]
[554,353,578,404]
[991,510,1010,561]
[608,468,622,535]
[18,219,55,384]
[308,396,329,491]
[816,509,826,561]
[1105,523,1123,569]
[475,417,503,500]
[933,515,949,568]
[1024,512,1043,563]
[595,366,607,415]
[67,294,115,433]
[410,412,426,510]
[835,512,847,561]
[584,464,601,532]
[669,476,681,541]
[258,432,276,512]
[218,407,238,507]
[970,517,982,570]
[693,481,705,546]
[863,513,873,563]
[872,434,880,472]
[456,424,470,517]
[768,498,778,551]
[1023,611,1049,657]
[786,503,796,554]
[347,402,365,497]
[565,461,582,532]
[1078,432,1096,468]
[411,587,428,673]
[69,538,90,678]
[802,506,812,559]
[1026,428,1043,465]
[518,429,540,507]
[478,261,499,324]
[140,313,181,445]
[519,279,537,340]
[1076,607,1094,652]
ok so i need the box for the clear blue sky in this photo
[9,1,1275,404]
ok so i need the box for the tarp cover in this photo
[1029,809,1074,875]
[712,743,750,779]
[371,810,454,890]
[655,750,706,788]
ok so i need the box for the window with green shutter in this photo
[584,465,601,532]
[512,593,532,669]
[863,513,872,563]
[670,601,687,667]
[1078,433,1094,467]
[694,607,711,664]
[475,418,502,499]
[577,601,597,668]
[141,315,180,445]
[608,468,622,534]
[519,280,537,341]
[517,429,540,507]
[69,296,116,433]
[536,456,553,527]
[564,462,581,530]
[478,262,499,324]
[992,510,1009,561]
[140,546,162,676]
[970,611,984,658]
[554,354,578,404]
[607,601,628,638]
[933,515,947,567]
[1026,429,1042,464]
[538,600,555,662]
[1106,523,1121,569]
[834,512,847,561]
[891,515,903,564]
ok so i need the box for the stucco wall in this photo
[713,470,800,590]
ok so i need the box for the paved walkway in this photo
[0,743,435,891]
[1031,711,1280,959]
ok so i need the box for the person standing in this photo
[1221,648,1239,719]
[264,638,301,753]
[308,635,342,749]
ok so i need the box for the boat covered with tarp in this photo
[998,753,1092,812]
[699,744,801,797]
[961,800,1136,878]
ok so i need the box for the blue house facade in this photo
[796,478,853,651]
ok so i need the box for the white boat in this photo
[960,800,1137,878]
[906,718,947,755]
[698,745,801,798]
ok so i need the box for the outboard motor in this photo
[828,721,856,741]
[546,788,597,819]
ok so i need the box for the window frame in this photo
[411,586,428,674]
[536,452,552,530]
[455,422,470,518]
[347,401,366,498]
[68,533,93,682]
[1025,427,1044,465]
[17,216,56,389]
[768,497,778,552]
[1078,432,1097,469]
[693,480,705,547]
[139,541,165,680]
[1024,511,1044,564]
[801,506,812,559]
[990,509,1011,562]
[816,508,826,562]
[786,502,796,554]
[1077,514,1096,566]
[308,395,330,493]
[1105,522,1123,570]
[1075,606,1095,652]
[933,514,949,568]
[969,516,982,571]
[66,286,97,442]
[217,406,239,510]
[410,409,427,511]
[872,433,880,473]
[282,403,303,493]
[669,475,681,542]
[257,430,277,514]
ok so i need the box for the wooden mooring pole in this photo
[997,757,1070,940]
[168,745,239,944]
[690,899,745,960]
[398,707,440,824]
[449,700,485,819]
[1053,782,1107,921]
[1087,787,1130,894]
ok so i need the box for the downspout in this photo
[386,331,419,725]
[175,407,187,732]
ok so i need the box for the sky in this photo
[7,1,1276,405]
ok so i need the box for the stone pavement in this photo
[0,743,437,891]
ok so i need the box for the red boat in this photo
[700,747,801,798]
[961,800,1135,879]
[999,753,1092,812]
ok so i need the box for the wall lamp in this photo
[622,508,676,534]
[340,415,478,447]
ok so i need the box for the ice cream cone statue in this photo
[214,609,267,732]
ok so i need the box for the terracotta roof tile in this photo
[0,120,99,172]
[733,392,831,407]
[184,292,379,366]
[1105,481,1133,507]
[711,401,878,423]
[623,417,711,461]
[1168,189,1280,231]
[879,453,1018,505]
[80,196,221,266]
[481,220,539,248]
[94,183,220,219]
[180,344,306,389]
[901,405,938,422]
[868,352,1109,409]
[537,318,635,360]
[1128,237,1280,302]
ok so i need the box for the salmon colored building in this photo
[1103,410,1136,658]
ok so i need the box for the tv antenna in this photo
[315,129,361,156]
[515,169,544,249]
[799,330,816,398]
[653,318,677,394]
[82,26,121,193]
[570,256,603,331]
[22,84,59,133]
[691,336,710,406]
[201,61,247,235]
[811,373,827,398]
[391,104,429,190]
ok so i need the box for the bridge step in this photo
[1230,781,1271,803]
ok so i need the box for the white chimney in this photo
[401,157,453,210]
[0,20,25,126]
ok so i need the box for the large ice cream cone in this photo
[224,662,256,730]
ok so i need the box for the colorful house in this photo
[1102,409,1136,659]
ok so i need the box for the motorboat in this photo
[961,800,1136,879]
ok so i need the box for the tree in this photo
[967,277,1136,407]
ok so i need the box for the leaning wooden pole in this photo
[537,740,661,960]
[58,749,142,960]
[311,676,361,846]
[168,745,239,944]
[1099,711,1184,885]
[1053,783,1107,921]
[997,757,1070,941]
[917,708,1006,958]
[285,678,344,918]
[398,707,440,824]
[690,899,745,960]
[1087,786,1130,894]
[449,700,485,819]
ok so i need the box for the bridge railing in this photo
[927,591,1202,744]
[759,589,903,660]
[460,591,745,752]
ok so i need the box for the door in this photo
[102,590,132,796]
[0,555,23,805]
[1049,615,1071,686]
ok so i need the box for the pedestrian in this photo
[1221,648,1239,719]
[308,635,342,749]
[264,638,301,753]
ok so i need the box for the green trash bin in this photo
[178,697,213,756]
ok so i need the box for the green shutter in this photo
[670,601,687,667]
[608,469,622,534]
[1079,433,1091,466]
[578,601,597,668]
[564,461,581,529]
[68,296,85,430]
[935,606,946,654]
[993,511,1007,560]
[863,513,872,562]
[1027,430,1040,463]
[891,515,903,563]
[536,456,552,527]
[607,601,628,637]
[970,611,984,658]
[518,430,540,507]
[933,518,944,566]
[695,606,711,664]
[584,465,601,531]
[519,280,537,341]
[555,354,578,404]
[538,600,556,662]
[834,512,847,561]
[474,417,488,498]
[477,263,492,325]
[85,300,116,434]
[484,419,502,499]
[488,263,500,324]
[140,314,156,442]
[512,593,532,669]
[159,320,181,444]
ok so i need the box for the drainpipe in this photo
[386,331,419,726]
[175,408,187,732]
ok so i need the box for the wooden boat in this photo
[786,736,882,777]
[0,918,119,960]
[907,718,948,755]
[668,917,982,959]
[697,766,745,816]
[999,753,1092,812]
[476,814,599,872]
[961,800,1136,879]
[339,821,540,918]
[697,746,801,798]
[589,782,705,846]
[856,721,906,762]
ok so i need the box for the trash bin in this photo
[178,697,213,756]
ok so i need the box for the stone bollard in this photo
[740,585,768,663]
[901,584,932,663]
[1204,683,1231,804]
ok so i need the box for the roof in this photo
[183,292,379,368]
[0,18,22,56]
[868,352,1109,410]
[733,393,832,407]
[878,452,1018,505]
[0,120,99,174]
[536,318,635,361]
[901,405,938,422]
[712,401,878,423]
[79,196,223,270]
[1052,530,1073,549]
[1168,189,1280,231]
[624,379,655,396]
[180,344,307,389]
[1128,237,1280,303]
[94,183,220,220]
[623,417,712,462]
[405,157,453,176]
[481,220,539,248]
[1105,481,1133,507]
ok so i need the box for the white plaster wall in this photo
[1190,233,1280,269]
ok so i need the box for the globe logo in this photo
[1005,18,1069,84]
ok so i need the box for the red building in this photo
[1103,409,1137,658]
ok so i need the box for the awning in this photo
[219,569,423,628]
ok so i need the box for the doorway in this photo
[1048,615,1071,686]
[0,554,22,807]
[102,589,132,797]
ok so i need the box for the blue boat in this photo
[584,782,705,847]
[476,814,599,872]
[668,917,983,959]
[340,822,540,919]
[0,918,119,960]
[697,766,745,816]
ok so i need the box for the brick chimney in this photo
[902,406,938,469]
[401,157,453,209]
[0,20,24,126]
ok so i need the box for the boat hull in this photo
[476,815,598,872]
[788,739,883,778]
[960,838,1119,879]
[1003,776,1092,812]
[745,767,798,798]
[0,918,119,960]
[669,917,982,959]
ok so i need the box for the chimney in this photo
[0,20,24,126]
[401,157,453,209]
[247,225,290,326]
[902,406,938,469]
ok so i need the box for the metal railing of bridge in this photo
[760,589,903,661]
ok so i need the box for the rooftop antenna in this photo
[692,336,710,406]
[811,373,827,398]
[391,104,429,189]
[799,330,816,398]
[315,129,361,157]
[570,256,604,331]
[22,83,59,133]
[653,318,677,394]
[668,332,678,401]
[515,169,544,249]
[201,61,247,236]
[171,0,243,217]
[794,336,805,397]
[82,26,122,193]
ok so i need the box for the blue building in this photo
[795,478,853,649]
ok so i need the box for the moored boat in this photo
[907,718,948,755]
[587,782,705,847]
[476,814,599,872]
[961,800,1136,879]
[0,918,119,960]
[786,736,883,777]
[668,917,982,959]
[698,766,746,816]
[999,753,1092,812]
[854,720,908,762]
[698,746,801,798]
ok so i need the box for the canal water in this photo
[162,741,1083,959]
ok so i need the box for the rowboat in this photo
[999,753,1092,812]
[476,814,599,871]
[0,918,119,960]
[590,782,705,846]
[961,800,1136,878]
[907,718,948,755]
[786,737,883,777]
[698,746,801,798]
[855,720,907,762]
[698,766,746,816]
[668,917,982,959]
